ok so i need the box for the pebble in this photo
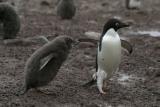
[78,42,95,48]
[126,0,141,9]
[84,31,100,40]
[40,1,50,6]
[3,36,49,46]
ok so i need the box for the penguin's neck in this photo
[99,28,119,51]
[102,28,119,42]
[105,28,118,37]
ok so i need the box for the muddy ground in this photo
[0,0,160,107]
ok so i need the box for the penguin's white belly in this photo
[98,35,121,77]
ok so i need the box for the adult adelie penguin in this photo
[20,36,74,95]
[84,19,130,94]
[56,0,76,19]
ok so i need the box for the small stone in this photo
[3,38,26,46]
[101,2,108,7]
[87,20,97,25]
[86,103,100,107]
[155,71,160,77]
[84,31,100,40]
[0,0,4,2]
[27,36,49,44]
[113,16,122,20]
[3,36,49,46]
[78,42,95,48]
[40,1,50,6]
[126,0,141,9]
[126,19,136,25]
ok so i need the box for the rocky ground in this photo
[0,0,160,107]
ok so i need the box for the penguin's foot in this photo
[97,79,107,94]
[35,88,55,95]
[100,89,106,94]
[97,70,107,94]
[97,86,107,94]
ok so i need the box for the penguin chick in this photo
[57,0,76,19]
[83,19,130,94]
[0,3,20,39]
[22,36,74,95]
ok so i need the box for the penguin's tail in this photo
[82,79,96,88]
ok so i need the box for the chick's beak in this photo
[73,40,80,46]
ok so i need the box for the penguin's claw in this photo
[99,88,106,94]
[100,90,106,94]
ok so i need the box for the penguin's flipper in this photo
[82,79,96,87]
[121,39,133,54]
[40,54,56,70]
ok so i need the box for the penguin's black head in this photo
[99,18,130,51]
[103,18,129,33]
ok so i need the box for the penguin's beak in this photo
[120,22,130,28]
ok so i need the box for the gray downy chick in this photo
[21,36,74,95]
[57,0,76,20]
[0,3,20,39]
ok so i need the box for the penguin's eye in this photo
[115,23,119,26]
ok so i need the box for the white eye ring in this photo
[116,23,119,26]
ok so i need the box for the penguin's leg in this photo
[97,75,105,94]
[103,71,113,89]
[97,70,107,94]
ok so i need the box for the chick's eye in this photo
[66,38,73,43]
